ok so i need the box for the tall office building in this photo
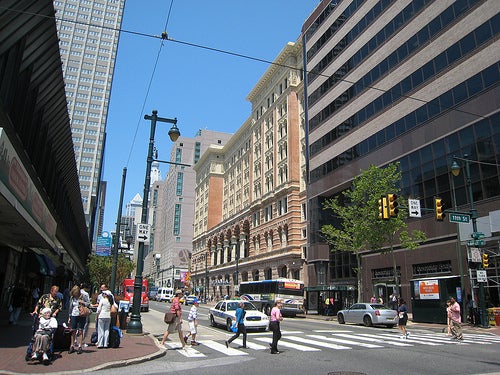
[53,0,125,237]
[145,130,233,289]
[302,0,499,312]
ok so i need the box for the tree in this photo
[321,163,426,302]
[87,253,135,293]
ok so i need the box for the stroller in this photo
[25,314,56,365]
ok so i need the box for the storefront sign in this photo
[417,280,440,299]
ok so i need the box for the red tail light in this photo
[375,310,380,316]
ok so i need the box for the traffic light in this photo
[434,197,445,221]
[378,196,389,220]
[482,253,489,268]
[387,193,398,217]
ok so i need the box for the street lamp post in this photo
[127,110,179,334]
[451,154,488,328]
[205,251,209,302]
[110,167,127,294]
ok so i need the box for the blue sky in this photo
[102,1,318,233]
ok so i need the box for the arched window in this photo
[265,268,272,280]
[253,270,260,281]
[280,266,287,278]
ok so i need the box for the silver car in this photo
[209,300,269,331]
[337,303,398,328]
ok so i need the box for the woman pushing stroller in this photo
[31,308,57,363]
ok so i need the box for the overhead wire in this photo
[2,4,490,134]
[124,0,175,167]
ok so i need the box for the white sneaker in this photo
[83,343,88,348]
[42,353,49,361]
[31,352,37,360]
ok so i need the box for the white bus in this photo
[238,278,304,316]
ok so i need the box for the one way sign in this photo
[136,223,150,245]
[408,199,421,218]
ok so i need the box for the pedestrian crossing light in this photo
[387,193,398,217]
[378,196,389,220]
[434,197,445,221]
[482,253,489,268]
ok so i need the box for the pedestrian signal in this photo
[482,253,489,268]
[387,194,398,217]
[434,197,445,221]
[378,196,389,220]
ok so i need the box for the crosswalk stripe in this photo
[335,333,412,347]
[307,334,383,348]
[418,334,493,345]
[198,340,248,356]
[285,335,351,350]
[174,346,207,358]
[254,337,321,351]
[232,338,268,350]
[374,333,444,345]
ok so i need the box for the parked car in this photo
[209,300,269,331]
[184,295,198,305]
[337,303,398,328]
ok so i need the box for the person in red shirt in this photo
[160,290,186,349]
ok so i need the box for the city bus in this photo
[238,278,304,317]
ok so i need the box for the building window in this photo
[173,204,181,235]
[176,172,183,196]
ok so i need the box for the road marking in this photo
[174,346,207,358]
[232,339,268,350]
[313,329,352,333]
[199,340,248,356]
[307,334,383,348]
[254,337,321,351]
[285,335,351,350]
[375,333,444,345]
[335,333,412,347]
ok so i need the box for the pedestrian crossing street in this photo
[163,330,500,358]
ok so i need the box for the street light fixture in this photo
[451,154,488,328]
[127,110,179,334]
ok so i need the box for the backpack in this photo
[108,326,121,348]
[91,331,98,344]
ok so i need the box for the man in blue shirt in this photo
[225,301,247,348]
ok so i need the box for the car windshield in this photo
[225,301,257,311]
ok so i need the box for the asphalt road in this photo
[95,301,500,375]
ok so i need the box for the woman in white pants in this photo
[96,291,112,348]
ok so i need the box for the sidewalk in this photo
[0,308,165,375]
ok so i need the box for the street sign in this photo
[476,270,487,283]
[467,239,485,247]
[408,199,421,218]
[449,213,470,223]
[469,248,482,263]
[136,223,150,244]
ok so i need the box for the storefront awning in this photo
[305,285,356,292]
[34,254,48,276]
[42,255,56,277]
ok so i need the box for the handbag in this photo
[230,321,238,332]
[164,312,176,324]
[79,305,91,317]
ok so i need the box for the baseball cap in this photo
[193,298,199,304]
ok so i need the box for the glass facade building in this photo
[53,0,125,234]
[302,0,500,309]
